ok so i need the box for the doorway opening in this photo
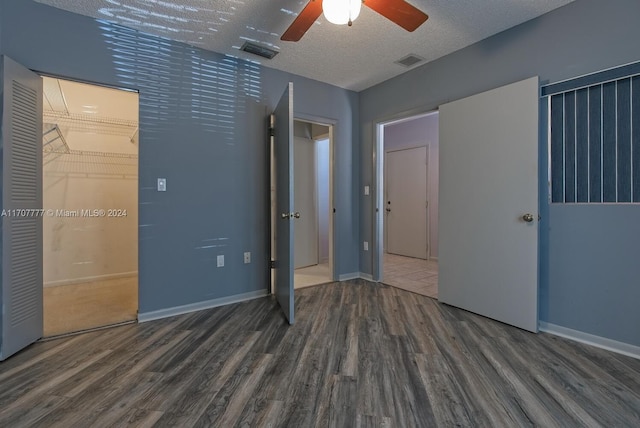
[41,76,139,337]
[292,119,334,289]
[374,111,439,298]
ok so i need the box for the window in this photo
[543,62,640,203]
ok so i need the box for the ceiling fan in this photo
[281,0,429,41]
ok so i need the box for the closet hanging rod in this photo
[44,110,138,128]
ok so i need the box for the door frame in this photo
[292,115,337,282]
[372,110,438,282]
[38,71,140,331]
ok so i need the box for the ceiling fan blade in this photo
[281,0,324,41]
[364,0,428,32]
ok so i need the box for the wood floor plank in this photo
[204,353,274,427]
[356,414,393,428]
[53,320,183,399]
[37,325,191,426]
[0,324,140,405]
[506,328,640,426]
[0,349,113,422]
[486,331,607,427]
[152,331,262,426]
[111,407,164,428]
[378,286,406,336]
[417,302,516,426]
[341,304,359,377]
[0,280,638,427]
[237,398,284,428]
[461,320,572,424]
[415,351,474,426]
[0,392,69,427]
[89,371,166,428]
[390,337,438,427]
[328,375,357,427]
[136,328,257,412]
[0,333,84,382]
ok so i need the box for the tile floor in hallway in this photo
[383,253,438,298]
[294,263,331,289]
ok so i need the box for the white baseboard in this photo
[337,272,361,281]
[138,289,268,323]
[44,271,138,288]
[539,322,640,360]
[336,272,375,282]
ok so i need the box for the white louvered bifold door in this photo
[0,56,43,361]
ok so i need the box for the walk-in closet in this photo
[42,76,139,336]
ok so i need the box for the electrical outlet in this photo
[364,185,370,196]
[217,255,224,267]
[364,241,369,251]
[157,178,167,192]
[244,252,251,264]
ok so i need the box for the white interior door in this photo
[272,82,295,324]
[438,76,539,332]
[293,136,318,269]
[386,147,428,259]
[1,56,43,360]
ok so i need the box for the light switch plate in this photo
[364,241,369,251]
[157,178,167,192]
[217,255,224,267]
[244,252,251,264]
[364,185,370,196]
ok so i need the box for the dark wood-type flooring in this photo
[1,280,639,427]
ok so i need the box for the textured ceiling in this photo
[35,0,574,91]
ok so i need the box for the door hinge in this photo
[269,260,276,269]
[268,127,275,137]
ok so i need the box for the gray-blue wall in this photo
[359,0,640,346]
[0,0,359,315]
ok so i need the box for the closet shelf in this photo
[44,110,138,139]
[43,150,138,178]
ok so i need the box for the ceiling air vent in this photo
[394,54,424,68]
[240,41,279,60]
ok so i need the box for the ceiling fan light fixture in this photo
[323,0,361,25]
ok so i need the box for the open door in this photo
[1,56,43,360]
[271,83,295,324]
[438,77,539,332]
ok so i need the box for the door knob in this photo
[281,212,301,219]
[522,213,534,223]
